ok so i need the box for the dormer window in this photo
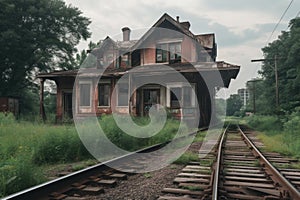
[156,42,181,64]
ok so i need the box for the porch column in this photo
[39,78,46,122]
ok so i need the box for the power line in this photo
[266,0,294,45]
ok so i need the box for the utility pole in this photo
[251,56,281,110]
[247,79,262,114]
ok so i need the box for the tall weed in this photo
[246,115,283,131]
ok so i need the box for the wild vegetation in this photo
[0,113,191,197]
[0,0,92,117]
[245,108,300,159]
[246,17,300,115]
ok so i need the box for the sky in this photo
[64,0,300,98]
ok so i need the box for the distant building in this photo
[238,88,249,109]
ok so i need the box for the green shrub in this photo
[0,154,45,197]
[283,107,300,133]
[32,127,92,164]
[246,115,283,131]
[0,113,16,125]
[0,113,186,197]
[99,114,183,151]
[248,109,300,159]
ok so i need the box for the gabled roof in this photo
[91,36,138,55]
[37,13,240,84]
[131,13,197,51]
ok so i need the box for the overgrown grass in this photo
[246,115,283,131]
[0,113,92,197]
[257,131,300,159]
[0,113,185,197]
[99,114,185,151]
[245,109,300,159]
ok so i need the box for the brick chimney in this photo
[122,27,131,41]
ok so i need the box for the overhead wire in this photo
[266,0,294,45]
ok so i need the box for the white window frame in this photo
[78,80,93,113]
[156,40,182,64]
[166,83,196,108]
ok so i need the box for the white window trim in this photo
[156,38,183,44]
[156,42,182,63]
[166,83,196,107]
[78,81,93,108]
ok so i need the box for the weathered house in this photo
[38,13,240,127]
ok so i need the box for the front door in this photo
[63,92,73,119]
[143,89,160,116]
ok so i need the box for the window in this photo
[183,86,192,107]
[156,42,181,63]
[170,43,181,63]
[170,87,181,108]
[98,83,110,106]
[117,82,129,106]
[79,83,91,107]
[168,84,195,108]
[156,44,168,63]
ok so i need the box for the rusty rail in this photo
[211,125,228,200]
[238,125,300,199]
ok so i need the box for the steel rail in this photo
[211,125,228,200]
[1,141,169,200]
[238,125,300,199]
[2,127,209,200]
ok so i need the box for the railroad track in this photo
[3,124,300,200]
[2,141,169,200]
[159,124,300,200]
[2,127,206,200]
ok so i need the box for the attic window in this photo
[156,42,181,63]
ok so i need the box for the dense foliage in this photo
[0,0,91,97]
[226,94,243,116]
[252,17,300,114]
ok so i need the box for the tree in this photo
[226,94,243,116]
[258,17,300,114]
[74,41,98,68]
[0,0,91,97]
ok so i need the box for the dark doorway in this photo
[143,89,160,116]
[63,92,73,118]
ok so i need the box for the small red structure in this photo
[0,97,19,116]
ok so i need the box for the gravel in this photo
[87,141,202,200]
